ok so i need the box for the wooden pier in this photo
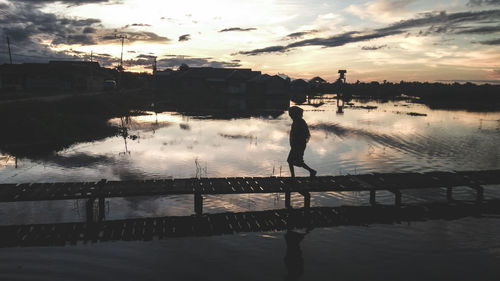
[1,170,499,218]
[0,200,499,248]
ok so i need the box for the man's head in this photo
[288,106,303,120]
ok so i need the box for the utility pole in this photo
[90,51,93,62]
[6,36,12,64]
[115,34,127,69]
[153,56,157,74]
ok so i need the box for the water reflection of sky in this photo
[1,97,499,281]
[0,95,499,183]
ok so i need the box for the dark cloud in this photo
[179,34,191,41]
[361,45,387,50]
[478,38,500,45]
[124,58,155,67]
[238,30,399,55]
[286,30,319,39]
[122,23,152,28]
[238,10,500,55]
[1,1,103,48]
[83,27,97,33]
[59,18,101,26]
[455,25,500,34]
[52,34,96,45]
[0,1,170,64]
[219,27,257,32]
[14,0,118,5]
[101,31,170,43]
[89,53,120,67]
[467,0,500,6]
[136,54,156,59]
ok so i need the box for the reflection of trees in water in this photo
[194,157,208,179]
[118,116,141,156]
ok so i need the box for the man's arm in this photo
[303,120,311,143]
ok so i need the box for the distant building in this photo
[0,61,106,93]
[154,66,265,95]
[178,67,261,94]
[309,76,328,92]
[309,76,327,84]
[247,74,289,96]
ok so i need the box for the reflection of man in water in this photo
[287,106,317,178]
[284,230,305,281]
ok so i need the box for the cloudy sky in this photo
[0,0,499,82]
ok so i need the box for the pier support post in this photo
[98,197,106,220]
[86,198,95,222]
[285,191,291,209]
[393,190,402,207]
[194,193,203,215]
[299,191,311,208]
[476,187,484,203]
[446,187,453,201]
[369,190,376,206]
[468,185,484,203]
[97,179,106,221]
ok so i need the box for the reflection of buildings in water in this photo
[336,70,347,114]
[291,95,326,109]
[0,154,17,169]
[306,95,325,108]
[291,94,306,105]
[336,95,345,114]
[155,95,290,119]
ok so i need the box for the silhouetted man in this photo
[287,106,316,178]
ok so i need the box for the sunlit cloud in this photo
[346,0,417,23]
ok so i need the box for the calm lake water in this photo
[0,95,499,280]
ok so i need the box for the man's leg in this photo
[289,163,295,178]
[300,163,317,177]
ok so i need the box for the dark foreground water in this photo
[0,95,499,280]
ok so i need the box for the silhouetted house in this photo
[172,67,261,94]
[0,63,46,90]
[0,61,105,93]
[309,76,327,84]
[247,74,289,96]
[153,68,176,91]
[309,76,329,92]
[290,79,309,94]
